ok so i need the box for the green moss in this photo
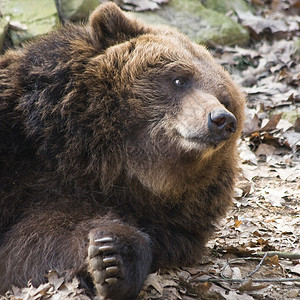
[190,7,249,45]
[170,0,205,12]
[282,111,299,125]
[203,0,252,13]
[294,38,300,57]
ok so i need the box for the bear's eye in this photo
[220,96,231,109]
[222,101,230,109]
[173,78,186,87]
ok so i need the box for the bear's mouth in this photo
[186,136,221,149]
[174,131,219,151]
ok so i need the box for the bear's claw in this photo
[105,277,118,285]
[103,257,117,264]
[95,237,113,243]
[98,245,114,252]
[88,235,121,297]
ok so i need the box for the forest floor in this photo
[1,1,300,300]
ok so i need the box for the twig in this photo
[246,252,268,278]
[192,277,300,283]
[254,251,300,259]
[220,255,266,279]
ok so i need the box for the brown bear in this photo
[0,3,245,299]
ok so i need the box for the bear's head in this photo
[43,3,245,197]
[77,3,245,195]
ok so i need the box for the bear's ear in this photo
[89,2,147,48]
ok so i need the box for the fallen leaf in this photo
[143,273,163,294]
[276,119,294,132]
[238,279,269,292]
[236,11,295,36]
[291,264,300,275]
[222,265,233,279]
[260,113,282,132]
[122,0,168,11]
[273,166,300,182]
[255,144,276,157]
[286,289,299,298]
[232,267,243,279]
[234,217,242,228]
[45,270,64,291]
[238,141,258,165]
[265,255,279,266]
[212,286,255,300]
[263,188,286,206]
[243,114,261,135]
[225,244,256,256]
[194,281,212,294]
[294,117,300,132]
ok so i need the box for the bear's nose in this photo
[208,109,237,141]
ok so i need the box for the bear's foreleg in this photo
[0,211,152,300]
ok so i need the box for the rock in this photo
[55,0,99,23]
[1,0,57,46]
[0,16,9,53]
[202,0,252,14]
[133,0,249,46]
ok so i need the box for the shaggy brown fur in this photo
[0,3,245,299]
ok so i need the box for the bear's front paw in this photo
[88,225,152,300]
[88,236,122,299]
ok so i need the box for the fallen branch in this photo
[246,252,268,278]
[254,251,300,260]
[192,277,300,283]
[220,254,267,279]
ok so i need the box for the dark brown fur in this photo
[0,3,245,299]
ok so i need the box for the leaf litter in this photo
[1,0,300,299]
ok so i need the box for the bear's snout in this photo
[208,109,237,142]
[174,92,238,150]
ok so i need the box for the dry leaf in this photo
[222,265,233,279]
[143,273,163,294]
[265,255,279,266]
[276,119,294,132]
[122,0,168,11]
[45,270,64,291]
[231,267,242,279]
[243,114,261,135]
[260,114,282,132]
[286,289,299,298]
[255,144,276,157]
[238,279,269,292]
[262,188,286,206]
[294,117,300,132]
[234,217,242,228]
[291,264,300,275]
[194,282,212,294]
